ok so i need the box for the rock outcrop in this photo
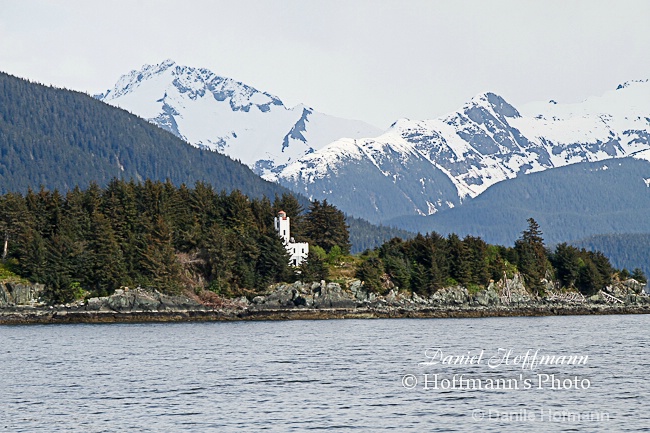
[84,287,204,312]
[1,275,648,325]
[0,282,44,307]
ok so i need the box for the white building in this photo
[274,211,309,266]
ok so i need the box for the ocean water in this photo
[1,315,648,432]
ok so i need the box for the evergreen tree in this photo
[304,200,351,254]
[464,235,491,286]
[138,215,182,294]
[576,260,603,296]
[299,248,329,282]
[631,268,647,285]
[447,233,471,285]
[255,234,293,288]
[201,225,236,295]
[550,243,582,288]
[355,255,384,293]
[86,212,127,296]
[514,218,549,294]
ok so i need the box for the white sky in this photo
[1,0,649,128]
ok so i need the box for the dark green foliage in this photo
[355,255,385,293]
[571,233,650,283]
[514,218,549,294]
[576,260,603,296]
[550,243,614,295]
[304,200,351,254]
[255,234,292,288]
[550,243,582,288]
[464,235,491,286]
[299,249,329,282]
[357,219,631,296]
[0,180,325,302]
[447,233,472,286]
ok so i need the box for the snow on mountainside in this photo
[275,81,650,223]
[96,60,381,176]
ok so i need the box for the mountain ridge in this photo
[96,60,382,177]
[272,81,650,222]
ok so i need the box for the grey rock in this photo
[431,286,469,305]
[0,284,11,307]
[236,296,250,306]
[474,288,500,306]
[258,285,297,308]
[5,282,44,305]
[85,297,103,311]
[313,282,356,308]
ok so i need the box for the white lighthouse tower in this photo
[274,211,309,266]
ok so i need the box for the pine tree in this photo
[447,233,471,286]
[86,212,127,296]
[304,200,351,254]
[463,235,491,286]
[550,243,582,288]
[515,218,549,294]
[255,234,293,288]
[138,215,182,294]
[299,249,329,282]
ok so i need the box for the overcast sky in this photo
[2,0,649,128]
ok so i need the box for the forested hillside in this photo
[0,181,350,303]
[356,219,644,297]
[1,180,639,306]
[571,233,650,280]
[0,72,295,200]
[391,158,650,246]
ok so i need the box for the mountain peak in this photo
[96,61,381,171]
[466,92,520,118]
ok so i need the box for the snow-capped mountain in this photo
[96,60,381,176]
[274,81,650,223]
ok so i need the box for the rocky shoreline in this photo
[1,276,648,325]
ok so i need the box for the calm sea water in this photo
[1,315,649,432]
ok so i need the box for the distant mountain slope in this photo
[389,158,650,245]
[275,82,650,223]
[346,215,415,254]
[0,71,300,200]
[96,60,381,178]
[571,233,650,280]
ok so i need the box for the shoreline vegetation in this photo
[1,181,648,326]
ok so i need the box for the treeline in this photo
[0,181,641,304]
[0,180,349,303]
[356,218,643,296]
[571,233,650,279]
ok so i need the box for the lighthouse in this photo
[274,211,309,266]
